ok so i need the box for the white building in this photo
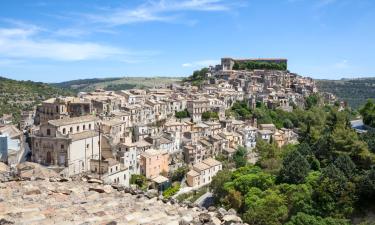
[31,115,100,176]
[90,158,130,187]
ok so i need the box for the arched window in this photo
[62,128,66,134]
[76,126,80,132]
[89,124,92,130]
[70,127,73,133]
[83,125,86,130]
[56,105,59,113]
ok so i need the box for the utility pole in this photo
[98,123,102,180]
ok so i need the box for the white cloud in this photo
[0,26,155,62]
[0,27,123,61]
[182,59,219,68]
[83,0,241,26]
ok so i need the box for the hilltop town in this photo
[4,57,372,225]
[1,57,318,188]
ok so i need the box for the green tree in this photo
[130,174,147,188]
[233,171,274,194]
[333,155,356,179]
[233,146,248,168]
[175,109,189,119]
[278,151,310,184]
[313,165,356,218]
[171,166,188,182]
[243,189,288,225]
[359,99,375,127]
[285,212,350,225]
[224,189,243,210]
[210,169,232,203]
[277,183,314,216]
[358,166,375,204]
[202,111,219,121]
[255,138,282,174]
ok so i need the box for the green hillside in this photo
[52,77,182,92]
[316,78,375,109]
[0,76,73,124]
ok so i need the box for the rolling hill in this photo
[0,76,74,124]
[52,77,183,92]
[316,77,375,109]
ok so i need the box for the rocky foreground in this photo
[0,163,244,225]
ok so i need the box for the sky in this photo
[0,0,374,82]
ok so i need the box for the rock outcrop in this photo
[0,164,246,225]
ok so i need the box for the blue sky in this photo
[0,0,374,82]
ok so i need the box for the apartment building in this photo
[186,158,222,187]
[139,149,169,179]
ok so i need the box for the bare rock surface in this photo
[16,162,59,180]
[0,164,246,225]
[0,180,201,225]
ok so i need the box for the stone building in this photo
[31,115,99,176]
[186,158,222,187]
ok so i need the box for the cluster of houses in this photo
[0,57,318,189]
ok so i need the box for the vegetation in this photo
[175,109,190,119]
[130,174,147,189]
[0,76,73,124]
[163,183,181,198]
[52,77,182,92]
[170,166,189,182]
[176,186,209,203]
[210,102,375,225]
[359,99,375,127]
[183,68,209,86]
[202,111,219,121]
[104,83,137,91]
[233,146,248,168]
[228,100,300,129]
[316,78,375,109]
[233,61,287,71]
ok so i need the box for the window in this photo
[83,125,86,130]
[70,127,73,133]
[76,126,80,132]
[61,144,64,149]
[89,124,92,130]
[86,144,89,149]
[46,129,51,136]
[62,128,66,134]
[124,174,126,180]
[111,168,113,173]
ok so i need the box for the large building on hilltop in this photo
[221,57,288,71]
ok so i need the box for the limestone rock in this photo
[222,214,242,225]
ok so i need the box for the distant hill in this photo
[52,77,183,92]
[316,77,375,109]
[0,76,74,124]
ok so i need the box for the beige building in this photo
[139,149,169,179]
[31,115,100,176]
[186,158,222,187]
